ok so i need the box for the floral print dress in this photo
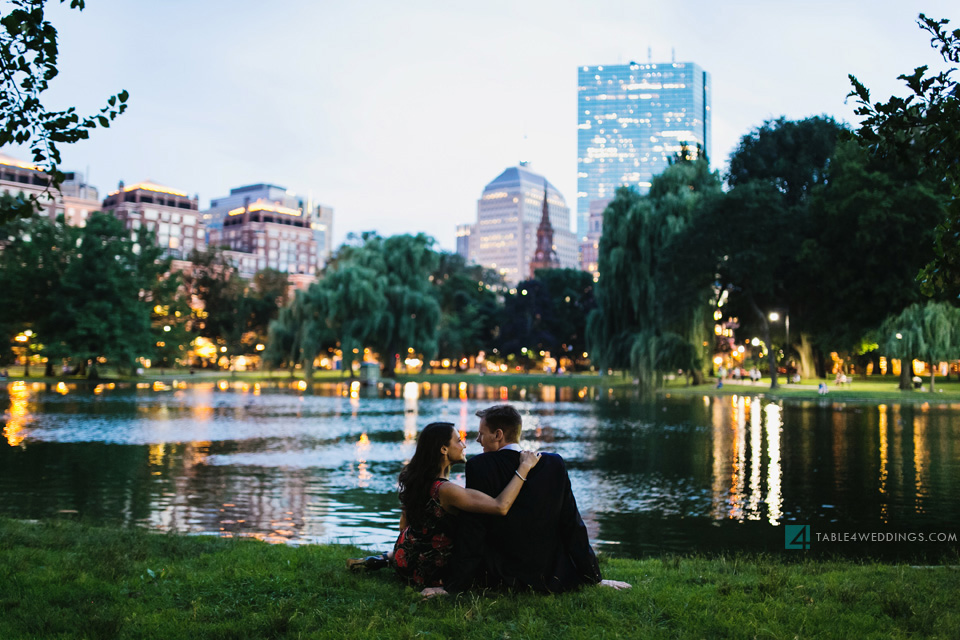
[393,478,455,587]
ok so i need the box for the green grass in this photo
[662,376,960,403]
[2,518,959,639]
[7,363,960,402]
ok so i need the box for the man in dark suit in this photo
[434,404,630,595]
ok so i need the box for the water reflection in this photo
[4,381,30,446]
[1,380,959,557]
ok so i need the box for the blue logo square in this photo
[785,524,811,550]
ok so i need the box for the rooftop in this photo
[482,165,565,203]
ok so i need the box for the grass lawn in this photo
[2,518,959,639]
[6,363,960,402]
[662,376,960,403]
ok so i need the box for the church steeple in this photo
[529,180,560,278]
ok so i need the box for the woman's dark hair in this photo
[398,422,455,528]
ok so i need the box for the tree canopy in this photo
[848,14,960,297]
[1,0,128,223]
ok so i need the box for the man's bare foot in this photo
[420,587,449,599]
[599,579,632,590]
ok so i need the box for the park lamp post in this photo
[768,311,790,353]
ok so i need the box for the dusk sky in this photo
[13,0,957,251]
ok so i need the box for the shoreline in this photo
[5,368,960,404]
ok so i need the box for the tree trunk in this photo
[88,361,100,380]
[45,361,54,377]
[796,334,817,379]
[768,331,779,390]
[303,354,315,392]
[814,349,826,379]
[899,358,912,390]
[930,365,937,393]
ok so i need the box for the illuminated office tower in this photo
[468,164,577,286]
[203,184,334,270]
[209,199,318,286]
[576,61,710,239]
[101,180,204,260]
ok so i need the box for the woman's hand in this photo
[518,450,542,475]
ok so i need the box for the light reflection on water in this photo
[2,380,960,557]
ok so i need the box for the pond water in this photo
[2,379,959,560]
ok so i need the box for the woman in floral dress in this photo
[349,422,540,589]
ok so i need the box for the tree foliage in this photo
[799,140,946,351]
[0,211,182,377]
[676,116,846,385]
[848,14,960,297]
[587,158,720,387]
[432,253,501,367]
[0,0,129,223]
[881,301,960,391]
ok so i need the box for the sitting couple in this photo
[349,404,630,596]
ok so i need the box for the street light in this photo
[769,310,790,352]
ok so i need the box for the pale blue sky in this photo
[16,0,957,250]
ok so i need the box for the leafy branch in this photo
[0,0,129,222]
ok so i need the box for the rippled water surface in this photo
[3,379,959,559]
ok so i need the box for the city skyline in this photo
[4,0,956,252]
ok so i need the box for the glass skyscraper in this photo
[576,61,711,239]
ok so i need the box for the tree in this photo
[50,212,167,377]
[728,116,845,206]
[533,268,595,370]
[148,267,195,373]
[181,248,247,363]
[799,140,946,355]
[432,253,501,369]
[675,181,793,387]
[881,301,960,391]
[337,233,440,375]
[848,14,960,297]
[309,260,385,378]
[0,206,77,372]
[1,0,128,223]
[689,116,846,384]
[587,157,720,388]
[497,279,555,372]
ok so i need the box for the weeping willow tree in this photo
[266,232,440,378]
[882,301,960,392]
[587,158,720,389]
[265,261,386,380]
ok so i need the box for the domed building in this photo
[466,164,578,286]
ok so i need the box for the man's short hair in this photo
[476,404,522,442]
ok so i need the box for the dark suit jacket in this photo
[445,449,602,593]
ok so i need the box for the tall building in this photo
[59,171,100,227]
[455,223,474,261]
[101,181,204,260]
[579,198,608,281]
[467,164,577,286]
[209,199,317,285]
[576,61,711,239]
[203,183,333,269]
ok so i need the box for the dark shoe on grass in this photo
[347,553,389,572]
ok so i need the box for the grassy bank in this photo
[662,377,960,403]
[6,364,960,403]
[2,519,958,639]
